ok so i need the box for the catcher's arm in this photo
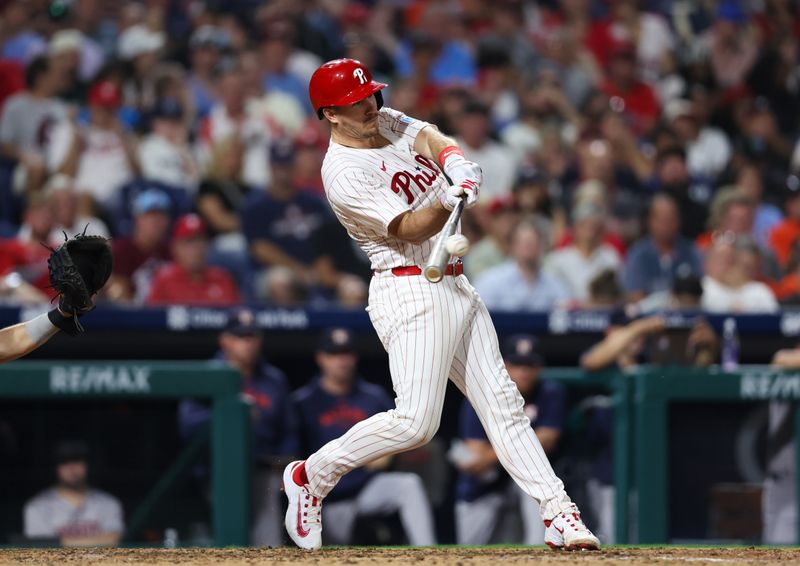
[0,311,68,363]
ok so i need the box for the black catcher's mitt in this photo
[47,231,113,331]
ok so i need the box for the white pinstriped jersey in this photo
[322,107,454,271]
[306,112,583,533]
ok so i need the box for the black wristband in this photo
[47,308,83,336]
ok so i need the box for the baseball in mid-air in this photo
[445,234,470,256]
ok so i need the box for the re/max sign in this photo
[740,372,800,400]
[49,366,151,394]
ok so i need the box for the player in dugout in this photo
[281,58,599,551]
[23,439,124,546]
[178,307,298,547]
[292,327,436,546]
[453,334,567,546]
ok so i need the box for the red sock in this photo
[292,461,309,486]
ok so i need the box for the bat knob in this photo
[423,265,443,283]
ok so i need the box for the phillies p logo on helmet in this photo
[353,68,367,85]
[309,58,388,118]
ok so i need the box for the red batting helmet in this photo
[309,58,387,120]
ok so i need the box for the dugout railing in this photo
[0,361,251,546]
[544,365,800,545]
[1,361,797,546]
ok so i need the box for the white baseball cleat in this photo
[282,460,322,550]
[544,512,601,551]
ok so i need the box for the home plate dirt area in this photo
[1,546,798,566]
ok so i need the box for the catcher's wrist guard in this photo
[47,308,83,336]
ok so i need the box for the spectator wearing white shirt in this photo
[663,99,731,180]
[138,98,199,191]
[0,56,67,194]
[701,239,779,313]
[117,24,165,113]
[544,201,622,302]
[197,60,272,189]
[41,174,109,241]
[474,218,568,311]
[700,189,781,279]
[455,100,517,202]
[239,49,306,140]
[47,80,136,212]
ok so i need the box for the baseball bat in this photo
[424,197,465,283]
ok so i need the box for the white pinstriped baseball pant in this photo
[306,273,577,521]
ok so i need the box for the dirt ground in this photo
[1,547,799,566]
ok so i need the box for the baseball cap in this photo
[88,80,122,109]
[318,327,355,354]
[271,140,296,165]
[150,97,184,121]
[118,24,165,60]
[49,29,83,55]
[190,25,229,50]
[55,439,89,464]
[173,214,206,240]
[514,167,548,190]
[663,99,695,123]
[133,189,171,215]
[224,307,261,336]
[487,195,517,216]
[502,335,543,366]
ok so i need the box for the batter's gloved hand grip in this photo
[424,198,465,283]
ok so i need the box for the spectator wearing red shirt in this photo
[600,42,659,136]
[0,193,54,300]
[147,214,240,306]
[769,180,800,268]
[0,59,24,112]
[107,190,172,303]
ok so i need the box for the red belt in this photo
[390,263,463,277]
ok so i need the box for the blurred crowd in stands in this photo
[0,0,800,313]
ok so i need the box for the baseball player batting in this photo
[282,58,600,551]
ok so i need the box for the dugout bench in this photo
[0,362,250,546]
[545,365,800,545]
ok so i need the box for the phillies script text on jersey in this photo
[391,155,440,204]
[322,107,453,272]
[50,365,151,394]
